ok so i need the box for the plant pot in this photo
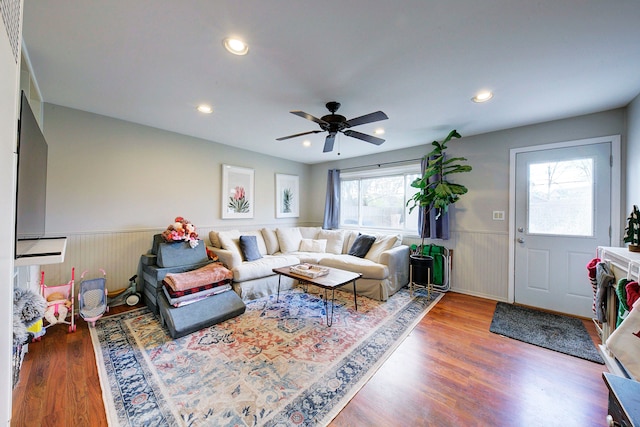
[629,245,640,253]
[410,254,433,285]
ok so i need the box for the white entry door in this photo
[514,142,611,317]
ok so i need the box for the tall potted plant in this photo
[406,129,472,284]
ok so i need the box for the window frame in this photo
[339,163,421,234]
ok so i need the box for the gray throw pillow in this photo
[239,235,262,261]
[348,234,376,258]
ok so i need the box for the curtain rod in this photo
[339,157,423,172]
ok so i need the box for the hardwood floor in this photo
[11,293,609,426]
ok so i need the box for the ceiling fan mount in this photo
[276,101,388,153]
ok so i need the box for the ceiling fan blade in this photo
[276,130,323,141]
[323,133,336,152]
[344,111,388,128]
[343,129,385,145]
[291,111,328,125]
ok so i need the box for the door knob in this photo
[517,237,525,243]
[517,227,524,232]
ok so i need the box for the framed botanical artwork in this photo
[275,173,299,218]
[222,164,254,219]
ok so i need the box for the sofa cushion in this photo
[239,235,263,261]
[233,254,300,282]
[276,227,303,253]
[156,240,208,268]
[218,230,267,257]
[317,229,345,255]
[365,234,402,263]
[209,231,221,248]
[348,234,377,258]
[319,255,389,280]
[343,230,360,254]
[299,226,321,239]
[299,238,327,253]
[261,228,280,254]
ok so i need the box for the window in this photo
[528,158,594,236]
[340,164,421,232]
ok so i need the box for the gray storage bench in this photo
[141,234,246,338]
[141,235,212,314]
[158,289,246,339]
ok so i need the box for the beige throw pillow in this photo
[299,238,328,253]
[261,228,280,254]
[276,227,303,253]
[364,234,402,263]
[317,229,346,255]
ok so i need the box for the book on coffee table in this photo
[289,264,330,278]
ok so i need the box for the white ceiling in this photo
[22,0,640,164]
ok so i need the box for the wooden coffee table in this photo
[272,265,362,326]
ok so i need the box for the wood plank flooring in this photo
[11,292,609,426]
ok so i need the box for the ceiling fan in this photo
[276,101,388,153]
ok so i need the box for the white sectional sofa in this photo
[208,227,410,302]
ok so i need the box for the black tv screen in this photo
[15,91,48,248]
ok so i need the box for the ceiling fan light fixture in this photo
[196,104,213,114]
[302,140,311,147]
[223,37,249,55]
[374,128,385,135]
[472,90,493,103]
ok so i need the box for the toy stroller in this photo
[41,268,76,333]
[78,269,109,327]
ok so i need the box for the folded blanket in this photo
[163,279,230,298]
[162,283,232,307]
[164,263,233,292]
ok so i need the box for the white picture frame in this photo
[222,164,254,219]
[275,174,299,218]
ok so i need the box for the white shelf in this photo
[15,237,67,266]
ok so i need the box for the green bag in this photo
[421,244,446,285]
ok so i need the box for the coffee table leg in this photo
[352,280,358,311]
[322,288,336,327]
[276,275,281,302]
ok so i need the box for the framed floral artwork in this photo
[275,174,299,218]
[222,164,254,219]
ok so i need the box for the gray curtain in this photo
[323,169,340,229]
[418,156,449,240]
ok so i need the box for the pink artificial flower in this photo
[234,186,245,200]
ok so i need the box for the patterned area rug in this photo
[489,302,604,364]
[90,287,442,426]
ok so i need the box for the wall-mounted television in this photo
[15,91,48,257]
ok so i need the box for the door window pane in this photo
[528,158,594,236]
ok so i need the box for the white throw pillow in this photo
[317,229,345,255]
[217,230,241,256]
[299,238,327,253]
[261,228,280,254]
[299,226,321,239]
[365,234,402,263]
[276,227,303,253]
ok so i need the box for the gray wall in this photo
[310,108,627,232]
[39,103,631,301]
[309,109,627,299]
[626,93,640,213]
[43,104,311,234]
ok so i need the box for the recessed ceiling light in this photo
[196,104,213,114]
[374,128,385,135]
[472,91,493,103]
[223,37,249,55]
[302,140,311,147]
